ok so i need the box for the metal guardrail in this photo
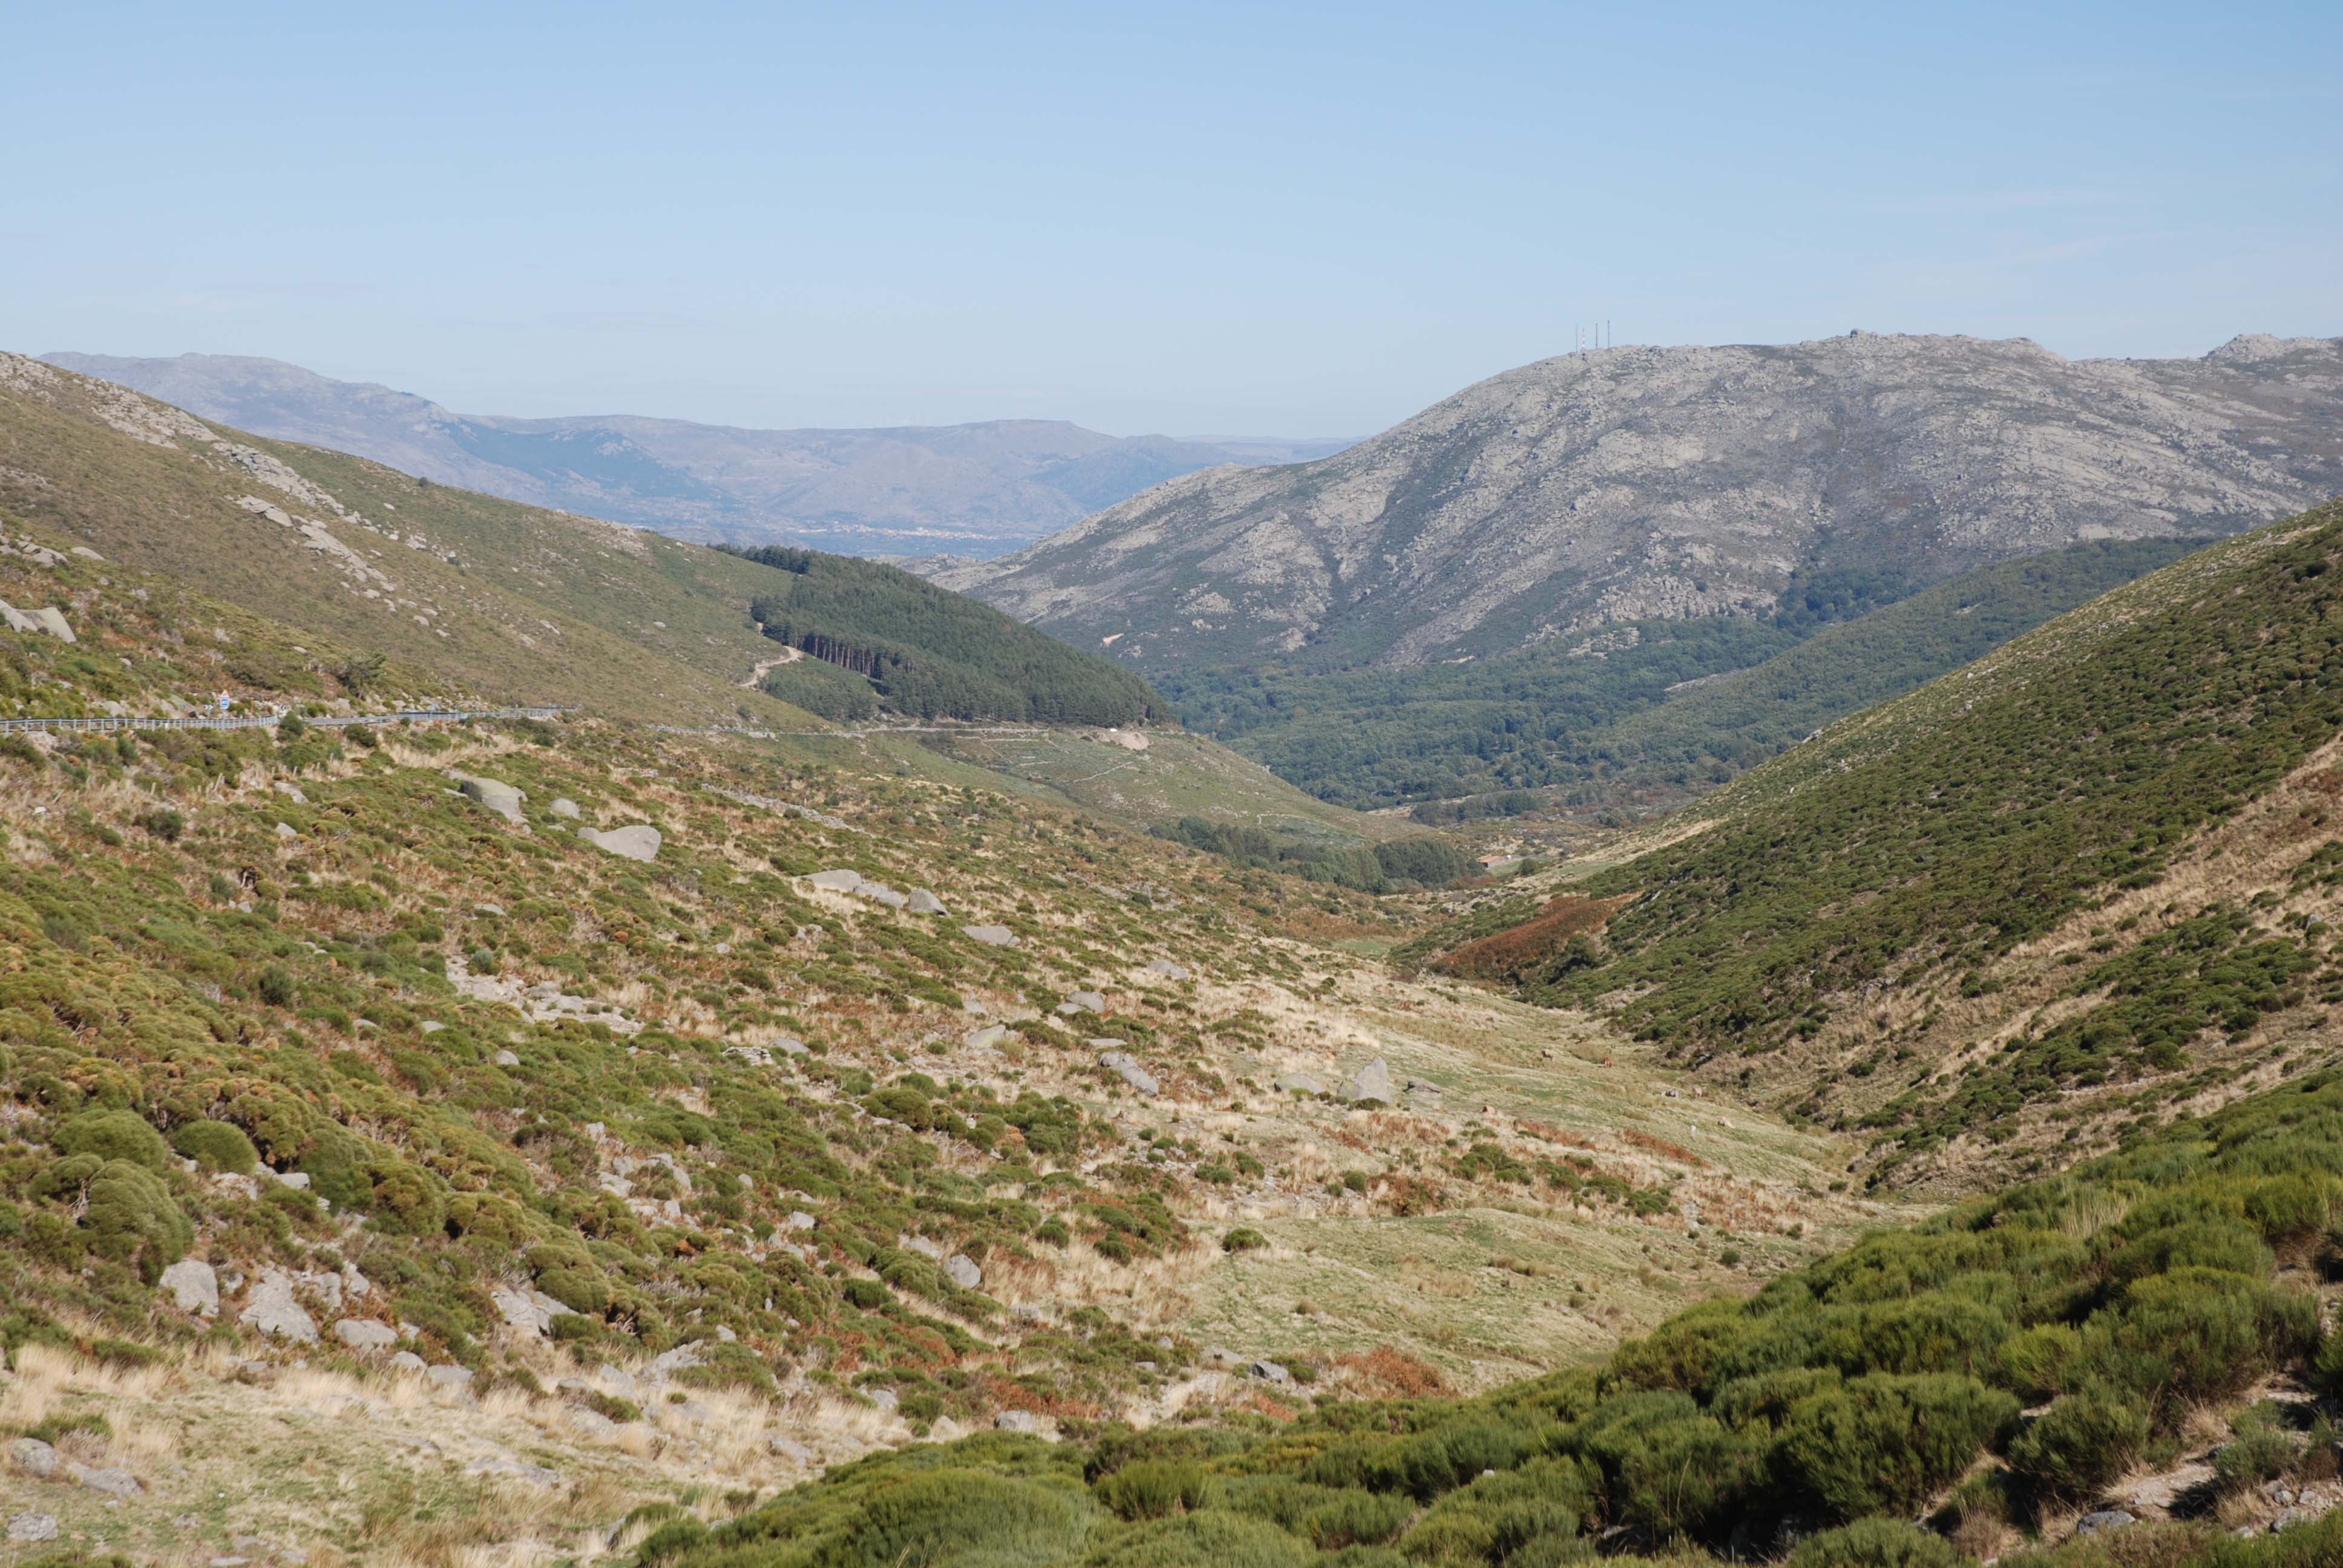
[0,705,571,736]
[653,722,1051,739]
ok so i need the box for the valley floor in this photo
[1,834,1895,1567]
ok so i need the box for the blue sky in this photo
[3,2,2336,436]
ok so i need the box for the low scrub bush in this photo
[169,1119,257,1175]
[2004,1384,2150,1500]
[1785,1518,1962,1568]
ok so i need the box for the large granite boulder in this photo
[456,775,525,824]
[1342,1057,1395,1104]
[335,1318,400,1350]
[582,824,660,861]
[1098,1050,1159,1096]
[238,1270,318,1344]
[161,1258,219,1316]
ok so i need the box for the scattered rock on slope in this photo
[1098,1049,1159,1095]
[454,774,526,825]
[1342,1057,1395,1103]
[161,1257,219,1316]
[580,824,660,861]
[7,1512,59,1544]
[238,1270,318,1344]
[334,1318,399,1350]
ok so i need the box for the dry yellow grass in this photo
[0,1337,908,1567]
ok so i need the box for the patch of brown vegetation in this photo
[1375,1175,1448,1216]
[1433,895,1634,982]
[1515,1117,1596,1151]
[1620,1128,1707,1169]
[1335,1346,1449,1398]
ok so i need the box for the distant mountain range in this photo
[931,332,2343,671]
[39,352,1352,558]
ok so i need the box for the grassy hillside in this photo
[0,353,822,727]
[913,728,1423,848]
[0,356,1420,869]
[635,1067,2343,1568]
[0,492,1910,1564]
[723,544,1164,726]
[1569,539,2205,813]
[1417,501,2343,1190]
[1162,541,2192,813]
[14,358,2343,1568]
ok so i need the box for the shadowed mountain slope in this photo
[1164,535,2203,812]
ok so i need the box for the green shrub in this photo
[78,1159,193,1282]
[534,1266,610,1316]
[577,1390,640,1423]
[1607,1299,1755,1394]
[53,1109,169,1171]
[1096,1459,1224,1521]
[1567,1393,1764,1540]
[361,1158,445,1235]
[1372,1419,1542,1501]
[1993,1322,2083,1403]
[1809,1293,2011,1379]
[1784,1518,1961,1568]
[1090,1510,1310,1568]
[30,1154,104,1204]
[2005,1384,2150,1500]
[1775,1373,2017,1521]
[89,1337,165,1370]
[169,1119,257,1175]
[1394,1458,1590,1564]
[2316,1327,2343,1400]
[549,1312,608,1344]
[1228,1481,1414,1551]
[2106,1218,2274,1284]
[1223,1227,1268,1253]
[675,1342,778,1395]
[2092,1267,2316,1408]
[133,807,184,841]
[2213,1403,2303,1494]
[826,1469,1092,1568]
[255,965,297,1007]
[844,1278,891,1310]
[2242,1174,2339,1250]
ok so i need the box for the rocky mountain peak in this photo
[934,333,2343,674]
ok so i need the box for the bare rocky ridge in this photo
[932,332,2343,671]
[39,353,1348,558]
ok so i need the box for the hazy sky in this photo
[4,2,2336,437]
